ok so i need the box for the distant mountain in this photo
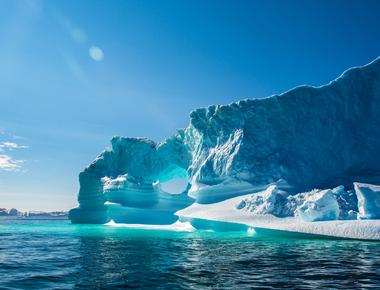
[0,208,21,216]
[0,208,68,218]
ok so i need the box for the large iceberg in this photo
[70,56,380,239]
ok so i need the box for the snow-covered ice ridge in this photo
[176,184,380,240]
[70,57,380,240]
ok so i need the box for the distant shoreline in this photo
[0,208,68,218]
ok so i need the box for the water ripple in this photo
[0,220,380,289]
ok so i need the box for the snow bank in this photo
[176,193,380,240]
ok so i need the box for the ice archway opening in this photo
[160,178,190,195]
[69,135,194,224]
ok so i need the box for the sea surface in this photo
[1,218,380,289]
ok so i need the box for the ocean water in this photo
[1,218,380,289]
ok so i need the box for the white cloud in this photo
[0,142,28,151]
[0,155,23,171]
[0,139,28,171]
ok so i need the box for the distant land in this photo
[0,208,68,218]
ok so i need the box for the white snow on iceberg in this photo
[175,186,380,240]
[236,185,358,222]
[295,189,340,222]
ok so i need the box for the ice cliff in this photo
[70,56,380,228]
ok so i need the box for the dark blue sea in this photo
[1,218,380,289]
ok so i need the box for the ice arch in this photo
[69,133,193,224]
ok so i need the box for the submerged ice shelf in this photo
[70,57,380,240]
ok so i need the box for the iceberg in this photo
[70,56,380,239]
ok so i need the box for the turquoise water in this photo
[1,219,380,289]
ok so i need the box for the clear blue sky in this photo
[1,0,380,211]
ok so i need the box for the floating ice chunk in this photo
[354,182,380,219]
